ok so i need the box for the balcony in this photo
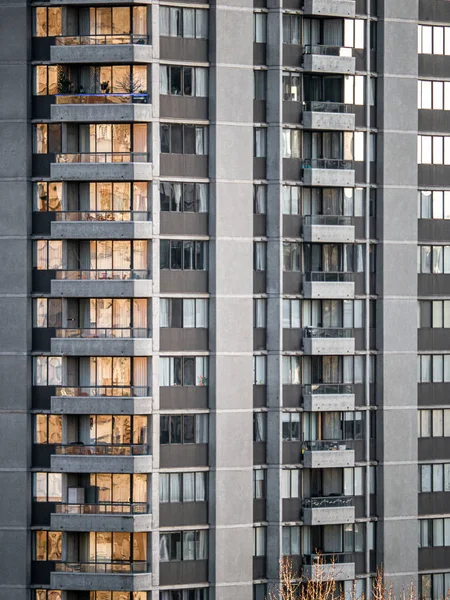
[302,215,355,243]
[302,159,355,187]
[51,153,152,181]
[51,561,152,591]
[303,0,355,18]
[51,502,152,532]
[51,386,153,415]
[303,553,355,581]
[302,497,355,526]
[51,35,153,64]
[302,327,354,355]
[51,443,152,473]
[302,384,355,412]
[51,328,153,356]
[302,440,355,468]
[51,93,152,123]
[302,272,355,299]
[303,102,355,132]
[302,45,355,75]
[51,270,152,298]
[51,211,153,239]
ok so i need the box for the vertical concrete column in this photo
[265,0,284,588]
[208,0,254,596]
[0,1,31,599]
[376,1,418,591]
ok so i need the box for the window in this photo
[160,591,208,600]
[282,186,301,214]
[283,14,300,44]
[33,124,62,154]
[89,594,147,600]
[160,357,208,386]
[282,526,301,555]
[420,573,450,600]
[253,356,266,385]
[160,414,208,444]
[254,185,267,214]
[418,301,450,328]
[418,246,450,273]
[283,299,301,328]
[418,135,450,165]
[254,242,266,271]
[418,80,450,110]
[302,299,368,329]
[33,182,62,212]
[160,7,208,39]
[254,13,267,42]
[282,412,300,441]
[418,409,450,437]
[89,474,147,505]
[343,466,364,496]
[160,298,208,328]
[254,71,267,100]
[161,124,208,155]
[160,182,208,213]
[33,357,63,386]
[253,412,267,442]
[254,128,267,157]
[418,24,450,55]
[254,299,267,328]
[33,472,62,502]
[419,463,450,492]
[283,242,301,271]
[302,187,370,217]
[343,19,365,49]
[88,532,146,563]
[34,531,62,560]
[160,65,208,97]
[282,129,301,158]
[160,240,208,270]
[282,356,301,384]
[281,469,300,498]
[344,75,366,106]
[34,7,62,36]
[418,355,450,382]
[420,518,450,547]
[254,585,267,600]
[34,65,59,96]
[159,530,208,561]
[52,65,148,96]
[160,471,207,502]
[418,190,450,219]
[253,527,266,556]
[34,240,63,270]
[254,469,266,498]
[87,415,148,445]
[33,298,62,328]
[34,592,62,600]
[283,72,301,102]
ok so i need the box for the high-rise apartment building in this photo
[1,0,450,598]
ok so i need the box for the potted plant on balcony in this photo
[57,69,74,94]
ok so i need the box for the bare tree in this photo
[115,73,146,94]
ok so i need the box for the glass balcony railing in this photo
[55,211,149,222]
[303,327,353,339]
[54,561,148,574]
[55,152,150,164]
[303,272,354,283]
[302,496,354,509]
[55,34,150,46]
[55,386,150,397]
[302,383,354,396]
[55,93,149,105]
[55,444,150,456]
[303,44,353,57]
[55,327,151,339]
[302,440,352,452]
[54,502,149,515]
[302,215,353,226]
[54,269,150,281]
[304,101,349,113]
[302,158,354,170]
[303,552,354,565]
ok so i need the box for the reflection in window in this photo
[160,240,208,270]
[33,356,63,386]
[34,7,62,37]
[34,414,62,444]
[160,530,208,561]
[34,531,62,560]
[33,472,62,502]
[160,182,208,213]
[160,414,209,444]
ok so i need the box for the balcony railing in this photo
[55,386,150,397]
[55,444,149,456]
[55,34,150,46]
[55,502,149,514]
[56,93,149,105]
[55,327,151,339]
[55,153,150,164]
[55,211,149,222]
[54,270,150,281]
[302,440,351,452]
[302,383,353,396]
[302,215,353,226]
[303,44,352,57]
[303,553,353,565]
[304,101,349,113]
[303,272,354,283]
[54,561,148,574]
[302,158,353,170]
[302,496,354,509]
[303,327,353,339]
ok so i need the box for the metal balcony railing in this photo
[303,327,353,339]
[303,552,354,565]
[302,215,353,226]
[304,101,349,113]
[302,440,351,452]
[55,34,150,46]
[302,383,354,396]
[55,211,149,222]
[303,272,354,283]
[302,496,354,509]
[303,44,352,57]
[54,270,150,281]
[55,152,150,164]
[54,502,149,515]
[55,93,149,105]
[55,444,150,456]
[302,158,354,170]
[55,386,150,397]
[54,561,148,574]
[55,327,151,339]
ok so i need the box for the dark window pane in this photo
[170,532,181,560]
[291,419,300,440]
[173,357,182,386]
[170,67,182,95]
[160,183,171,211]
[170,415,182,443]
[282,421,290,441]
[184,183,195,212]
[196,242,206,270]
[183,415,195,443]
[48,124,61,153]
[184,241,195,270]
[160,240,170,269]
[184,125,195,154]
[183,357,195,385]
[170,241,182,269]
[171,298,182,328]
[170,124,183,154]
[171,183,182,212]
[160,415,170,444]
[184,67,193,96]
[161,124,170,153]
